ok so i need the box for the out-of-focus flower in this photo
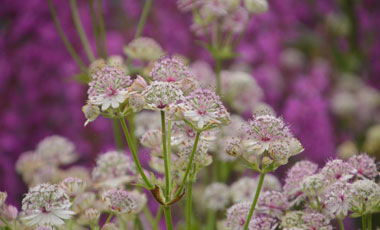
[244,0,268,14]
[82,104,100,126]
[191,61,216,88]
[35,226,55,230]
[88,67,132,111]
[280,211,304,229]
[324,181,351,219]
[261,174,281,191]
[249,214,278,230]
[283,160,318,202]
[92,151,136,188]
[0,191,7,207]
[59,177,86,197]
[177,0,202,12]
[203,183,230,210]
[179,88,230,130]
[226,201,251,230]
[129,190,147,214]
[130,75,147,93]
[142,81,184,111]
[102,189,136,214]
[72,192,96,213]
[230,177,257,203]
[222,7,249,34]
[302,212,332,230]
[348,153,378,179]
[83,208,100,224]
[320,159,354,183]
[21,183,74,226]
[363,124,380,156]
[349,179,380,215]
[257,191,288,218]
[326,13,350,36]
[102,223,120,230]
[337,141,357,159]
[124,37,164,61]
[36,135,78,166]
[140,129,162,156]
[134,111,161,137]
[301,174,327,197]
[4,205,18,220]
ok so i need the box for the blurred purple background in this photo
[1,0,380,210]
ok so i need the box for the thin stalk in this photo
[163,206,173,230]
[0,216,12,230]
[154,206,163,230]
[142,206,155,229]
[104,213,114,225]
[215,58,222,96]
[243,172,266,230]
[89,0,102,58]
[96,0,108,58]
[338,218,344,230]
[160,111,171,201]
[112,119,124,149]
[69,0,95,62]
[186,178,193,230]
[368,214,372,230]
[119,117,153,189]
[47,0,87,72]
[167,120,172,192]
[127,113,138,150]
[175,131,201,197]
[206,209,216,230]
[133,216,143,230]
[362,215,367,230]
[135,0,153,38]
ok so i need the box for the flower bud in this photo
[89,59,106,75]
[124,37,164,61]
[130,75,147,92]
[244,0,268,14]
[4,205,18,220]
[84,208,100,223]
[102,223,120,230]
[59,177,86,197]
[82,104,100,126]
[129,94,146,112]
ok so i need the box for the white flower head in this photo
[22,183,74,226]
[244,0,268,14]
[124,37,164,61]
[349,179,380,215]
[59,177,86,197]
[36,135,78,166]
[257,191,288,218]
[324,181,351,218]
[102,189,136,214]
[203,183,230,210]
[142,81,184,111]
[230,177,257,203]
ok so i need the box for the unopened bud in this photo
[82,104,100,126]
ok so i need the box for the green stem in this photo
[135,0,153,38]
[243,172,266,230]
[174,131,201,197]
[167,120,172,192]
[127,113,138,150]
[119,117,153,189]
[206,209,216,230]
[362,215,367,230]
[89,0,102,58]
[0,216,12,230]
[96,0,108,58]
[368,214,372,230]
[163,206,173,230]
[69,0,95,62]
[104,213,114,226]
[186,177,194,230]
[160,111,171,201]
[142,206,155,229]
[112,119,124,149]
[154,206,163,230]
[47,0,87,72]
[215,58,222,96]
[338,218,344,230]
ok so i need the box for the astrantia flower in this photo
[142,81,183,110]
[324,181,351,218]
[244,0,268,14]
[249,214,278,230]
[179,88,230,130]
[280,211,304,229]
[102,223,120,230]
[150,56,194,82]
[302,212,332,230]
[226,202,251,230]
[129,190,147,214]
[59,177,86,197]
[349,179,380,215]
[177,0,202,12]
[102,189,136,214]
[83,208,100,223]
[140,129,162,156]
[261,174,282,191]
[123,37,163,61]
[257,191,288,218]
[348,153,378,179]
[82,104,100,126]
[35,226,55,230]
[88,67,132,111]
[203,183,230,210]
[72,192,96,213]
[222,7,249,34]
[320,159,354,183]
[0,191,7,207]
[92,151,136,188]
[21,183,74,226]
[230,177,257,203]
[301,174,327,197]
[284,160,318,202]
[36,135,78,166]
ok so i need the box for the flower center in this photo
[106,86,118,97]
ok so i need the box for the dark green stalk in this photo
[89,0,102,58]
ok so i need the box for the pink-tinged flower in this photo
[150,56,194,82]
[283,160,318,202]
[102,189,136,214]
[349,179,380,215]
[249,214,278,230]
[21,183,74,226]
[88,67,132,111]
[204,183,230,210]
[140,129,162,156]
[59,177,86,197]
[180,88,230,130]
[320,159,355,183]
[123,37,163,61]
[36,135,78,166]
[301,174,327,197]
[324,181,351,218]
[128,190,147,214]
[230,177,257,203]
[257,191,288,218]
[226,202,251,230]
[348,153,378,179]
[4,205,18,220]
[302,212,332,230]
[177,0,202,12]
[222,7,249,34]
[92,151,136,188]
[142,81,184,110]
